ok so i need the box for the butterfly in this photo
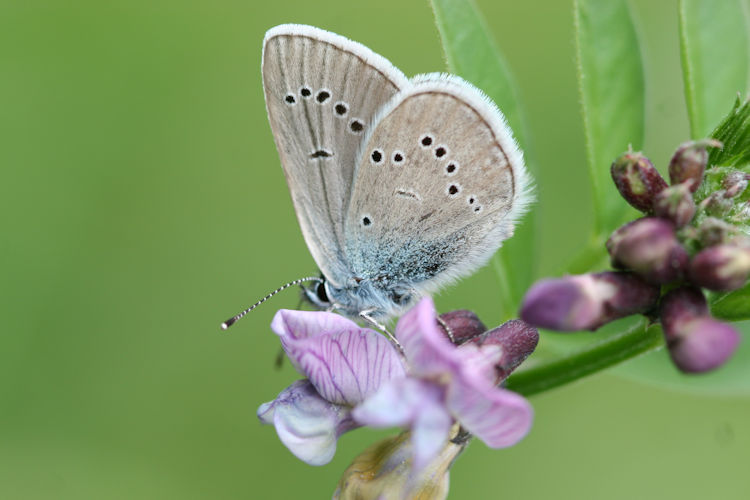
[231,24,531,328]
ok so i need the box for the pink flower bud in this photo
[610,151,668,212]
[702,190,733,216]
[652,182,696,227]
[659,287,739,374]
[689,244,750,291]
[438,310,486,344]
[520,271,659,331]
[697,217,734,247]
[467,320,539,382]
[722,171,749,198]
[668,139,721,192]
[606,217,689,283]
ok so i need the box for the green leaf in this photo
[679,0,750,140]
[708,96,750,168]
[712,283,750,321]
[430,0,527,146]
[574,0,645,232]
[431,0,536,311]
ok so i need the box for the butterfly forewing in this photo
[262,25,408,285]
[344,75,531,293]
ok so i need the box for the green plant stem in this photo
[491,254,517,321]
[505,319,664,396]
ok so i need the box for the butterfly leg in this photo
[360,309,404,354]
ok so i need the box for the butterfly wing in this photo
[344,74,532,298]
[262,25,408,285]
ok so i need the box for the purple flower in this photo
[652,182,696,227]
[668,139,721,192]
[689,243,750,292]
[606,217,688,284]
[353,298,534,473]
[659,287,740,373]
[520,271,660,331]
[610,151,667,212]
[258,309,406,465]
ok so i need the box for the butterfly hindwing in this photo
[343,74,532,295]
[262,25,408,285]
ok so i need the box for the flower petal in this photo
[258,380,359,466]
[352,377,442,428]
[446,373,533,448]
[395,297,460,376]
[353,377,452,474]
[411,398,453,473]
[271,309,406,405]
[396,297,502,382]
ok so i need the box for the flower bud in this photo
[610,151,668,212]
[722,170,749,198]
[467,320,539,381]
[520,271,659,331]
[659,287,739,374]
[438,310,486,344]
[689,244,750,291]
[702,190,733,216]
[697,217,734,247]
[652,182,696,227]
[658,286,709,333]
[606,217,689,283]
[667,317,741,373]
[333,428,462,500]
[668,139,721,192]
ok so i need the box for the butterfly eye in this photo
[315,281,329,303]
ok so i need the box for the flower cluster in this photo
[521,140,747,373]
[257,297,538,498]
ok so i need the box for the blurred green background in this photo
[2,0,749,498]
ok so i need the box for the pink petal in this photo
[258,380,359,466]
[396,297,502,382]
[271,309,406,405]
[352,377,441,428]
[395,297,458,376]
[353,377,453,473]
[411,398,454,473]
[446,373,533,448]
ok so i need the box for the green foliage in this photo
[679,0,750,140]
[574,0,645,232]
[712,283,750,321]
[432,0,750,395]
[431,0,536,314]
[708,96,750,169]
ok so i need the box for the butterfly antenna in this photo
[221,276,323,331]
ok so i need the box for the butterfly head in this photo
[302,274,416,321]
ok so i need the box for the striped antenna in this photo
[221,276,323,330]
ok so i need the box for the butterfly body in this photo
[262,24,532,321]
